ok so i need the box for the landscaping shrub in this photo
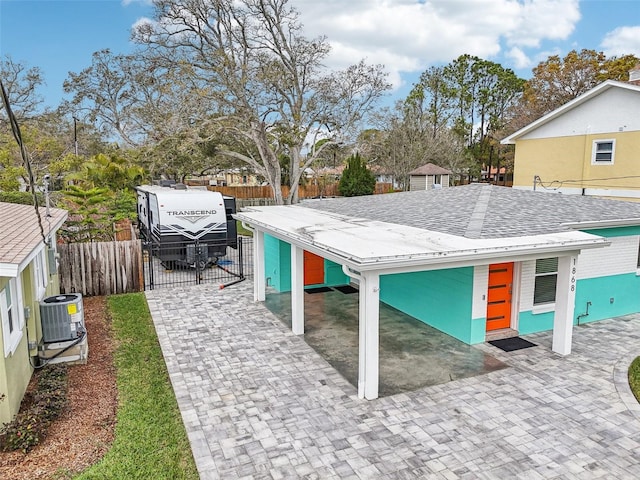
[0,364,69,453]
[630,356,640,403]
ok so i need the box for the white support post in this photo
[291,245,304,335]
[552,253,578,355]
[358,272,380,400]
[253,230,266,302]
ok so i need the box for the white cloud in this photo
[131,0,584,89]
[601,26,640,57]
[293,0,581,87]
[505,47,531,70]
[122,0,153,6]
[503,0,580,48]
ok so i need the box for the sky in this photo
[1,0,639,111]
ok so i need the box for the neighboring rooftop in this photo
[0,202,67,269]
[408,163,452,176]
[302,183,640,239]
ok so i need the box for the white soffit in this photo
[236,206,609,271]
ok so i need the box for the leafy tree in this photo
[398,55,523,181]
[59,186,113,242]
[338,153,375,197]
[513,49,640,129]
[60,152,146,241]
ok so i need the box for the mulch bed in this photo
[0,296,118,480]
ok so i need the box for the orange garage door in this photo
[303,251,325,285]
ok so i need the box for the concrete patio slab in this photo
[146,283,640,479]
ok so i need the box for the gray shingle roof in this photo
[302,184,640,239]
[0,202,68,266]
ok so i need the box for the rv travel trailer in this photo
[136,184,237,268]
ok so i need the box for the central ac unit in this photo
[40,293,84,343]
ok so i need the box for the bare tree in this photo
[0,56,44,121]
[133,0,389,204]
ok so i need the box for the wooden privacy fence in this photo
[206,182,393,200]
[58,240,143,296]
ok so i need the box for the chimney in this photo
[630,63,640,86]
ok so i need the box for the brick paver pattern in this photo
[146,283,640,479]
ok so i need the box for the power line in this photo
[0,79,48,245]
[536,174,640,191]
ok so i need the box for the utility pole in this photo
[73,116,79,156]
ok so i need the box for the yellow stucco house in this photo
[0,202,67,425]
[502,80,640,201]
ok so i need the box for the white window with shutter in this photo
[33,249,48,300]
[534,257,558,306]
[1,280,24,357]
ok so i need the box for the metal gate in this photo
[142,237,252,290]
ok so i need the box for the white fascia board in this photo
[563,218,640,230]
[0,264,19,278]
[235,208,610,274]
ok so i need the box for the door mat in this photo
[488,337,537,352]
[334,284,359,294]
[304,286,334,294]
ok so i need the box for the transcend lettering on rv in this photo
[166,210,217,215]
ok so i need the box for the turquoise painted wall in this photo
[263,235,349,292]
[325,261,349,286]
[519,272,640,334]
[581,226,640,238]
[518,310,554,335]
[574,273,640,324]
[380,267,476,344]
[264,234,291,291]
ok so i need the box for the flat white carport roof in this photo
[236,206,608,272]
[235,205,609,400]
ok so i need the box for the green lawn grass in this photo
[630,357,640,404]
[236,220,253,237]
[74,293,199,480]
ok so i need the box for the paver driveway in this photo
[146,283,640,479]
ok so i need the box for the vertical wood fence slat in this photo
[86,242,94,296]
[58,240,143,296]
[205,182,393,200]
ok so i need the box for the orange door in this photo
[304,251,325,285]
[486,262,514,331]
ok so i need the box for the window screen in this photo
[534,257,558,305]
[593,140,614,163]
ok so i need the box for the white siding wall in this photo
[576,235,640,279]
[472,265,489,319]
[517,236,640,312]
[518,260,536,312]
[409,176,427,191]
[427,175,434,189]
[521,88,640,140]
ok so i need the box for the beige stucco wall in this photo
[513,131,640,194]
